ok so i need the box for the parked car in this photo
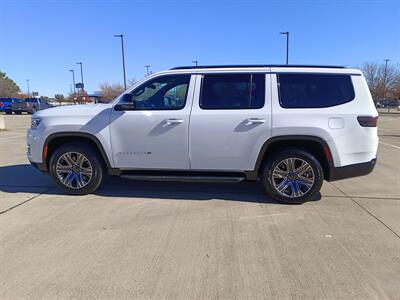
[12,97,52,114]
[27,65,378,204]
[380,99,399,108]
[0,98,20,114]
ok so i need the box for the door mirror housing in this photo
[114,94,135,111]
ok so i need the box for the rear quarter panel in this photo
[270,69,378,167]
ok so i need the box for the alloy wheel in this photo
[271,158,315,198]
[55,152,93,189]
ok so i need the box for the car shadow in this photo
[0,164,321,204]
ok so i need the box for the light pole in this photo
[76,62,84,92]
[69,69,76,94]
[280,32,289,65]
[383,58,390,112]
[145,65,151,76]
[114,34,127,90]
[192,60,198,67]
[26,79,30,97]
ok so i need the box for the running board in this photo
[120,175,245,183]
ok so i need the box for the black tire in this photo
[5,110,12,115]
[49,142,104,195]
[261,149,324,204]
[15,111,22,115]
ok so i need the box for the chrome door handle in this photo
[165,118,183,125]
[245,118,266,125]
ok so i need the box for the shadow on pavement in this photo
[0,164,321,204]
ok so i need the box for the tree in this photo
[99,82,124,102]
[54,94,65,105]
[360,62,400,103]
[128,77,137,87]
[0,71,20,97]
[393,72,400,99]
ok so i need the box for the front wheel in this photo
[261,149,324,204]
[49,143,104,195]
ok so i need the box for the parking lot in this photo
[0,114,399,299]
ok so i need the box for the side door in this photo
[110,73,195,170]
[189,72,272,171]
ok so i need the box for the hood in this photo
[34,103,113,118]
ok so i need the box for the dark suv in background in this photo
[12,98,52,114]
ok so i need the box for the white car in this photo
[27,65,378,204]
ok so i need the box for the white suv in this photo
[27,65,378,203]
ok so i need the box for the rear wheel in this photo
[261,149,324,204]
[5,110,12,115]
[15,111,21,115]
[49,143,104,195]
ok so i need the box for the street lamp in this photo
[26,79,30,97]
[145,65,151,76]
[76,62,84,92]
[114,34,127,90]
[69,69,76,94]
[383,58,390,112]
[192,60,198,67]
[280,32,289,65]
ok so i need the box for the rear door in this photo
[189,72,272,171]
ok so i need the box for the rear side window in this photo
[200,74,265,109]
[278,73,355,108]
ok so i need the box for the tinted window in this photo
[278,74,355,108]
[200,74,265,109]
[129,74,190,110]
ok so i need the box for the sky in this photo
[0,0,399,97]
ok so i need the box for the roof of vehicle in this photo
[0,98,21,102]
[171,64,345,70]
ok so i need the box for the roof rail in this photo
[171,64,345,70]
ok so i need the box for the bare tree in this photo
[392,71,400,99]
[99,82,125,102]
[128,77,137,87]
[360,62,400,103]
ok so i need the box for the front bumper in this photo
[30,161,49,174]
[328,158,377,181]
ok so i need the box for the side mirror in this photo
[114,94,135,111]
[114,103,135,111]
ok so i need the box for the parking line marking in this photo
[330,183,400,239]
[379,141,400,150]
[0,187,54,215]
[0,134,27,141]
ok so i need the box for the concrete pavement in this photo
[0,114,399,299]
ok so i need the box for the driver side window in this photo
[130,74,190,110]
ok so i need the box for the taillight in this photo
[0,103,4,107]
[357,116,378,127]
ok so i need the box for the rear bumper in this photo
[328,158,377,181]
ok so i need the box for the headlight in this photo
[31,118,42,129]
